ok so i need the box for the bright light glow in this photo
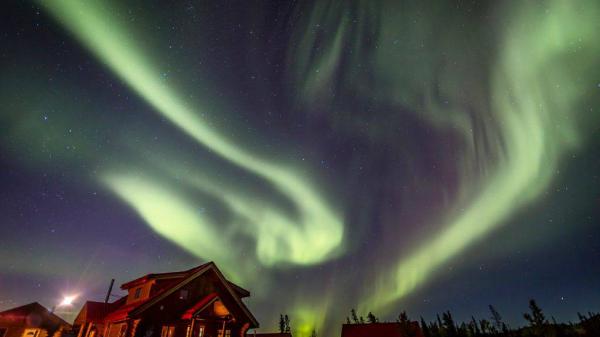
[59,295,77,307]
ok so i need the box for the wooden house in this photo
[0,302,71,337]
[74,262,258,337]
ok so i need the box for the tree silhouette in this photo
[442,311,457,337]
[479,319,491,335]
[351,308,359,324]
[367,311,379,323]
[279,314,285,333]
[489,305,506,333]
[470,316,481,336]
[284,314,291,333]
[523,299,547,336]
[397,311,417,337]
[420,317,431,337]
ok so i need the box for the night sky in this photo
[1,1,600,337]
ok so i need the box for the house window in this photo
[217,330,230,337]
[0,328,7,337]
[197,326,204,337]
[134,287,142,299]
[118,325,127,337]
[179,289,189,300]
[161,326,175,337]
[23,329,39,337]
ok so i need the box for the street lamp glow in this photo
[59,295,76,307]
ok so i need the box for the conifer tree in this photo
[442,311,457,337]
[279,314,285,333]
[489,305,504,334]
[351,309,359,324]
[471,316,480,333]
[523,299,547,336]
[479,319,490,334]
[523,299,548,327]
[397,311,415,337]
[420,317,431,337]
[284,314,291,333]
[367,312,378,323]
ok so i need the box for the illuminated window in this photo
[217,329,230,337]
[197,326,205,337]
[23,329,39,337]
[161,326,175,337]
[179,289,189,300]
[118,325,127,337]
[134,287,142,299]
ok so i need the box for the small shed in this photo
[0,302,71,337]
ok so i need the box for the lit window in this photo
[161,326,175,337]
[180,289,189,300]
[197,326,205,337]
[24,330,39,337]
[118,325,127,337]
[217,329,231,337]
[134,287,142,299]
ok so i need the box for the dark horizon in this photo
[1,1,600,337]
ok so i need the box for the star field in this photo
[1,1,600,337]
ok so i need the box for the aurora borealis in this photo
[1,1,600,336]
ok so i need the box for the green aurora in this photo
[1,1,598,336]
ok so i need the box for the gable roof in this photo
[128,262,258,327]
[0,302,71,328]
[74,300,121,324]
[180,293,218,320]
[120,265,205,290]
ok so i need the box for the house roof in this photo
[103,298,149,322]
[120,266,203,290]
[128,262,258,327]
[0,302,71,328]
[180,293,218,320]
[119,263,251,299]
[74,297,127,325]
[80,262,257,328]
[341,323,423,337]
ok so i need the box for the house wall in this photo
[132,270,251,337]
[126,282,156,305]
[0,326,25,337]
[106,323,127,337]
[0,327,52,337]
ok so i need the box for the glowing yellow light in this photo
[59,295,77,306]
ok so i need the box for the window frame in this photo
[179,289,189,300]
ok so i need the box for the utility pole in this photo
[104,279,115,304]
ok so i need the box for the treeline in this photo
[347,299,600,337]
